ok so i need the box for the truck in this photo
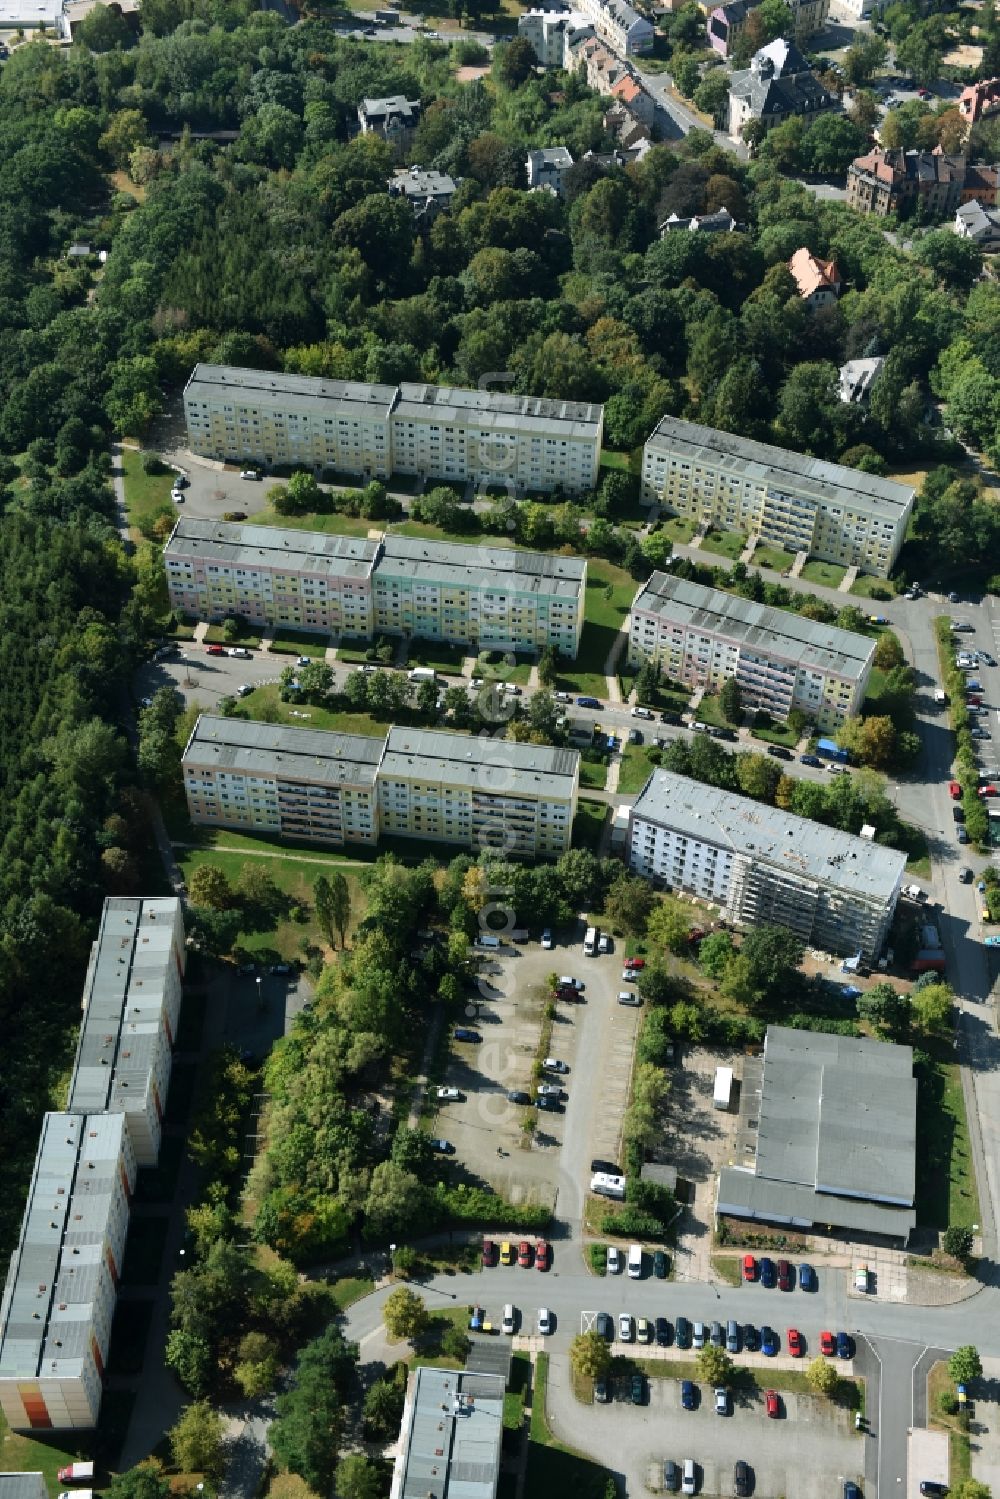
[713,1066,733,1111]
[583,925,598,956]
[408,667,436,684]
[933,689,947,706]
[57,1466,94,1484]
[911,949,947,975]
[816,737,849,763]
[589,1171,626,1200]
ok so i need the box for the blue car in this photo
[837,1331,854,1360]
[799,1262,816,1291]
[454,1027,481,1042]
[761,1325,779,1357]
[576,696,601,708]
[800,753,821,767]
[681,1379,696,1410]
[759,1256,776,1289]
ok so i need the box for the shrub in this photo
[588,1242,607,1274]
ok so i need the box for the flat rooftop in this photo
[381,727,580,799]
[394,382,603,442]
[0,1114,127,1379]
[631,572,875,681]
[163,518,380,582]
[378,536,586,599]
[392,1366,505,1499]
[630,770,906,902]
[645,413,914,520]
[184,714,385,787]
[755,1026,916,1203]
[717,1166,917,1238]
[67,898,183,1116]
[0,1476,47,1499]
[183,364,398,420]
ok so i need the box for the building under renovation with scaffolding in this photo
[626,770,905,961]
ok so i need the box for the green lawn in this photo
[329,1274,376,1310]
[800,559,848,589]
[578,756,609,791]
[556,558,636,698]
[391,519,516,547]
[750,718,799,749]
[476,651,533,686]
[204,621,262,647]
[235,682,388,736]
[121,447,175,535]
[619,743,658,794]
[270,628,331,657]
[849,574,897,601]
[691,693,728,728]
[916,1056,980,1231]
[659,516,698,545]
[700,529,747,561]
[752,543,796,574]
[0,1413,84,1494]
[248,506,380,537]
[573,800,606,850]
[524,1354,617,1499]
[408,639,468,674]
[599,448,641,474]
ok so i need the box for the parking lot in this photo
[433,931,642,1220]
[546,1356,864,1499]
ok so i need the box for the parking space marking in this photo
[581,1310,598,1334]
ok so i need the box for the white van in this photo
[583,925,598,956]
[627,1243,643,1279]
[476,934,501,949]
[682,1459,697,1495]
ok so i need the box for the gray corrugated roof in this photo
[381,727,579,798]
[645,413,914,521]
[378,536,586,598]
[0,1475,48,1499]
[184,363,398,418]
[717,1166,916,1238]
[394,381,602,441]
[630,771,906,900]
[185,714,384,786]
[395,1367,505,1499]
[631,572,875,681]
[163,518,381,580]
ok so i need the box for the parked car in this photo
[553,691,572,703]
[655,1316,671,1346]
[541,928,553,949]
[958,827,970,842]
[436,1086,462,1101]
[743,1254,757,1281]
[632,706,654,720]
[618,1313,634,1342]
[759,1257,776,1289]
[664,1460,680,1492]
[576,696,601,708]
[482,1239,497,1267]
[742,1323,758,1352]
[800,753,821,767]
[617,990,642,1006]
[920,1483,948,1497]
[734,1461,751,1497]
[630,1372,645,1405]
[637,1317,652,1344]
[653,1249,668,1279]
[710,1320,724,1347]
[536,1083,562,1098]
[206,644,226,656]
[500,1241,515,1266]
[760,1326,779,1357]
[623,956,646,970]
[430,1138,454,1154]
[558,975,584,990]
[537,1307,552,1336]
[726,1320,739,1353]
[765,1389,780,1418]
[767,745,793,760]
[855,1264,869,1293]
[692,1321,706,1349]
[682,1460,698,1496]
[535,1240,551,1271]
[681,1380,697,1411]
[798,1262,816,1291]
[787,1328,803,1357]
[837,1331,854,1359]
[660,709,682,725]
[502,1304,516,1335]
[518,1241,533,1268]
[777,1259,794,1291]
[240,468,261,480]
[454,1027,481,1042]
[595,1375,610,1402]
[714,1387,729,1416]
[820,1330,836,1356]
[536,1094,561,1111]
[543,1057,569,1073]
[596,1312,613,1340]
[598,932,612,954]
[506,1090,531,1105]
[675,1316,691,1348]
[607,1246,622,1274]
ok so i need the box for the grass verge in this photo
[928,1361,972,1488]
[121,447,175,534]
[619,743,658,794]
[572,800,607,850]
[915,1055,980,1231]
[701,529,747,562]
[800,559,848,589]
[710,1254,742,1286]
[329,1274,376,1310]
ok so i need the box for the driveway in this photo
[544,1354,864,1498]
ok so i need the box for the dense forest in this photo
[0,0,998,1248]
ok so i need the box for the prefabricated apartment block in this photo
[627,770,905,961]
[67,897,187,1166]
[641,415,914,577]
[628,572,875,729]
[0,898,184,1431]
[162,520,587,659]
[183,716,581,858]
[183,364,604,495]
[0,1112,137,1432]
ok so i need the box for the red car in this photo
[482,1238,497,1267]
[819,1330,836,1357]
[949,781,961,799]
[206,644,226,656]
[979,785,998,798]
[624,957,645,970]
[787,1328,804,1357]
[518,1240,533,1268]
[535,1240,551,1271]
[777,1258,793,1291]
[743,1253,758,1282]
[765,1389,780,1418]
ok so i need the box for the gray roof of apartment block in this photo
[163,518,381,581]
[378,535,586,599]
[394,381,603,441]
[183,363,398,419]
[629,770,907,901]
[184,714,385,788]
[381,726,580,799]
[644,413,914,520]
[67,897,182,1116]
[631,571,875,681]
[395,1367,505,1499]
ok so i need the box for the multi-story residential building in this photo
[162,520,381,638]
[786,0,829,37]
[390,1368,505,1499]
[627,572,875,728]
[727,39,836,140]
[557,0,653,54]
[374,538,586,657]
[518,6,592,65]
[788,247,841,309]
[608,73,655,123]
[961,163,999,206]
[955,198,1000,247]
[183,366,604,497]
[67,898,186,1167]
[640,414,915,576]
[958,76,1000,126]
[627,770,906,960]
[182,718,581,857]
[357,95,421,154]
[707,0,753,57]
[183,716,384,847]
[846,147,968,219]
[571,32,633,92]
[183,365,397,477]
[388,167,462,224]
[0,1112,137,1431]
[377,727,579,857]
[526,146,575,195]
